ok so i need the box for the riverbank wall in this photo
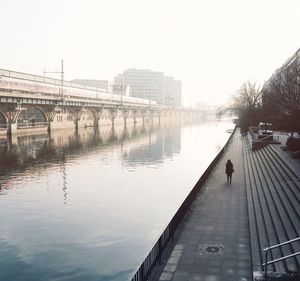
[130,125,237,281]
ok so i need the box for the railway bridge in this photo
[0,69,200,136]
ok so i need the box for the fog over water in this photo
[0,118,234,281]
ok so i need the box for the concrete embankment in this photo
[146,128,300,281]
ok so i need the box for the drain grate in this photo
[198,243,224,256]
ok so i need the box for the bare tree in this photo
[263,51,300,135]
[228,81,262,132]
[232,81,262,111]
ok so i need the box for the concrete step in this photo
[247,145,284,271]
[255,148,300,272]
[242,137,300,274]
[267,145,300,179]
[242,138,263,272]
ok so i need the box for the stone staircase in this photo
[242,138,300,277]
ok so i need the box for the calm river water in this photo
[0,117,234,281]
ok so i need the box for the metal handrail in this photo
[251,134,280,151]
[254,134,279,143]
[262,237,300,277]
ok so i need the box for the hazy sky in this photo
[1,0,300,106]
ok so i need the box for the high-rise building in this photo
[163,76,182,107]
[163,76,175,106]
[173,80,182,107]
[113,68,182,107]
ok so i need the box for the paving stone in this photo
[167,256,181,264]
[164,264,177,272]
[172,271,189,281]
[159,272,173,280]
[188,274,207,281]
[174,244,185,250]
[203,275,221,281]
[170,249,183,257]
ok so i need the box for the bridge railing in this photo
[130,125,237,281]
[17,122,48,129]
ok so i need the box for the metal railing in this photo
[251,134,280,150]
[262,237,300,277]
[130,125,237,281]
[17,121,48,129]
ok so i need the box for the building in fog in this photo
[71,79,109,91]
[173,80,182,107]
[163,76,182,107]
[113,68,182,107]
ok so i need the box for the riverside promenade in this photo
[149,128,300,281]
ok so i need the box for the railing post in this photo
[264,249,268,277]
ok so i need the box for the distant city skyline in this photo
[1,0,300,106]
[114,68,182,107]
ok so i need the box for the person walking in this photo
[225,159,234,184]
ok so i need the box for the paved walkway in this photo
[150,128,252,281]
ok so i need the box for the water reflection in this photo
[0,122,181,192]
[0,118,233,281]
[122,124,181,168]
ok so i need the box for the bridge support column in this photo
[109,109,118,127]
[7,123,17,136]
[122,109,129,128]
[73,109,83,131]
[44,105,59,134]
[94,107,104,129]
[149,109,154,123]
[132,110,137,125]
[142,113,145,125]
[4,104,24,136]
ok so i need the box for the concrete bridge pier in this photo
[109,108,118,127]
[6,133,17,148]
[7,123,18,136]
[45,106,59,133]
[93,107,104,129]
[121,108,129,128]
[4,104,24,136]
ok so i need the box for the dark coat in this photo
[226,161,234,175]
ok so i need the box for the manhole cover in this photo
[198,243,224,256]
[206,246,220,253]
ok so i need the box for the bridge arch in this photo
[55,107,75,121]
[77,108,96,128]
[47,107,76,130]
[17,106,47,128]
[99,108,114,127]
